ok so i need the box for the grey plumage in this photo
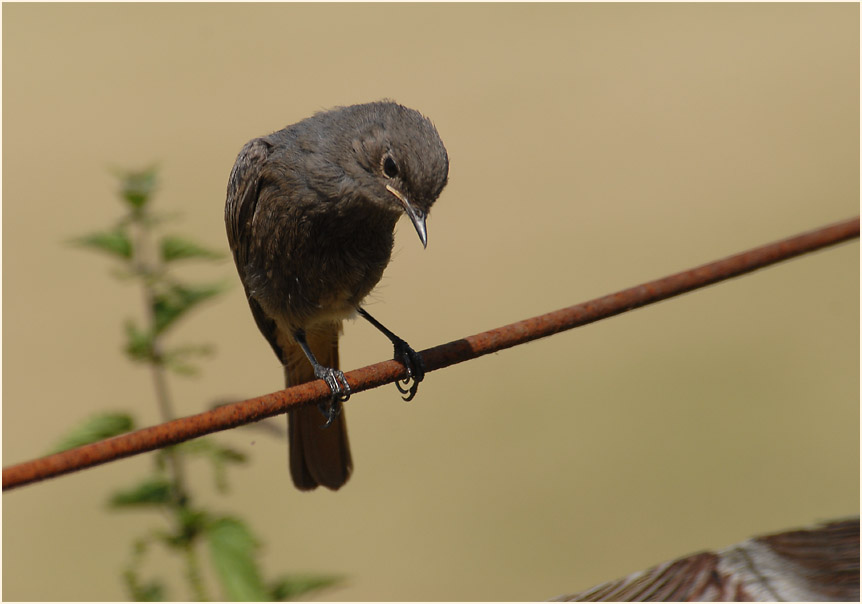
[225,101,449,490]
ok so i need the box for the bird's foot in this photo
[314,366,351,427]
[392,338,425,402]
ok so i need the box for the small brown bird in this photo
[225,101,449,490]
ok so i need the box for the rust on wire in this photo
[3,216,858,491]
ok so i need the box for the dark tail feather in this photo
[284,325,352,491]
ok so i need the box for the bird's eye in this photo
[382,155,399,178]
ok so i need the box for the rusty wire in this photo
[4,216,858,491]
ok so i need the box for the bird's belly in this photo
[309,287,361,324]
[257,207,396,331]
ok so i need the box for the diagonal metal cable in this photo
[3,216,858,491]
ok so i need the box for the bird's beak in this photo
[386,184,427,248]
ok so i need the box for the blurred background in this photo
[3,3,858,601]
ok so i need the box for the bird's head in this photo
[327,101,449,247]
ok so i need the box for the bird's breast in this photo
[254,200,399,331]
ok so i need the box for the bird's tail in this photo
[283,324,352,490]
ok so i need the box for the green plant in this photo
[59,166,340,601]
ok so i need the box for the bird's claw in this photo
[314,367,351,427]
[392,339,425,402]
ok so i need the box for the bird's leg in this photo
[356,307,425,401]
[294,329,350,426]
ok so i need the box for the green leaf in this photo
[172,506,209,545]
[109,478,173,508]
[163,358,200,376]
[177,439,248,465]
[50,412,135,453]
[206,517,269,601]
[162,343,217,376]
[124,538,167,601]
[124,575,166,602]
[117,166,158,209]
[152,282,227,334]
[175,438,248,492]
[269,574,343,601]
[161,235,225,263]
[71,229,133,260]
[124,320,155,362]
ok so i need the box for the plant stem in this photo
[131,211,189,503]
[183,540,209,601]
[130,209,213,600]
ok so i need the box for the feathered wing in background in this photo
[551,518,859,602]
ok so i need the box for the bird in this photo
[225,101,449,490]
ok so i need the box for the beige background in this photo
[3,3,859,601]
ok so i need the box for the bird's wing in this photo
[225,137,270,274]
[224,137,284,360]
[550,518,860,602]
